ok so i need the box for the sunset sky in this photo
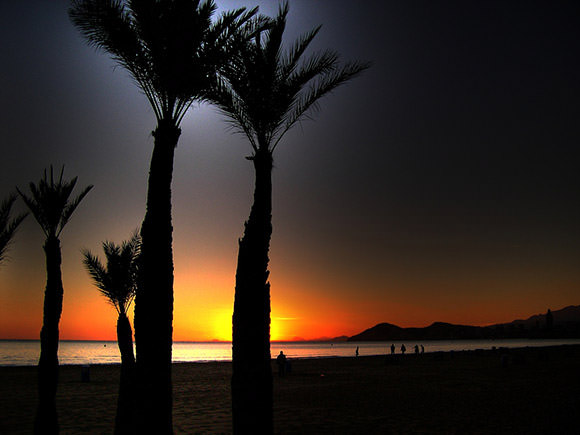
[0,0,578,342]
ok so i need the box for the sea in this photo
[1,338,580,366]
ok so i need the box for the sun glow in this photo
[211,309,233,342]
[270,316,299,341]
[208,310,294,342]
[270,318,283,342]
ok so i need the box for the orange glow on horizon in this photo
[1,245,578,342]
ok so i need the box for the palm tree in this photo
[210,4,370,433]
[69,1,262,431]
[83,232,140,434]
[0,194,27,266]
[17,166,92,434]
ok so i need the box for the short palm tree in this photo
[17,166,92,434]
[210,4,369,433]
[83,232,140,434]
[69,1,262,431]
[0,194,27,266]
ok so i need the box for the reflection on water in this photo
[1,338,579,366]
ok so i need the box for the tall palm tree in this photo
[210,4,370,433]
[69,1,262,431]
[0,194,27,266]
[83,232,140,434]
[17,166,92,434]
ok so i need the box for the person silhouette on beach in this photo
[355,346,359,357]
[401,344,406,354]
[276,351,287,377]
[414,345,419,355]
[421,345,425,354]
[390,344,395,354]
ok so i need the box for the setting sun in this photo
[211,309,233,342]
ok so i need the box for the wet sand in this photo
[1,345,578,434]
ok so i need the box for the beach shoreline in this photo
[1,344,578,433]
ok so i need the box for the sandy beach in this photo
[1,345,578,434]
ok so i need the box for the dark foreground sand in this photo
[1,345,578,434]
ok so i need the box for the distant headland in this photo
[348,305,580,341]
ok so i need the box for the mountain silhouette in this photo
[348,305,580,341]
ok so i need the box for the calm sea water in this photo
[1,338,579,366]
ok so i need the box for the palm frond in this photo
[211,5,251,39]
[274,60,370,150]
[69,1,153,103]
[0,194,28,265]
[286,50,339,91]
[211,76,258,150]
[15,185,45,238]
[263,2,288,70]
[58,184,94,237]
[83,249,120,312]
[279,25,321,79]
[194,6,264,106]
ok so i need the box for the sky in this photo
[0,0,578,342]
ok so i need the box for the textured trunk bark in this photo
[231,149,274,434]
[34,236,63,434]
[115,312,136,435]
[134,119,180,434]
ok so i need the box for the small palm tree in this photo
[69,2,262,430]
[83,232,140,434]
[0,194,27,266]
[17,166,93,434]
[210,3,369,433]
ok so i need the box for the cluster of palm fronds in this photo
[83,232,141,316]
[16,166,92,239]
[212,3,370,154]
[69,0,264,124]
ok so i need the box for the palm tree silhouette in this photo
[69,1,261,431]
[210,3,370,433]
[83,232,140,434]
[0,194,27,266]
[17,166,92,434]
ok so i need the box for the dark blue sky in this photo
[1,1,579,338]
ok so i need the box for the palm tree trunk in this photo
[134,119,180,434]
[115,311,136,435]
[232,149,274,434]
[34,236,63,434]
